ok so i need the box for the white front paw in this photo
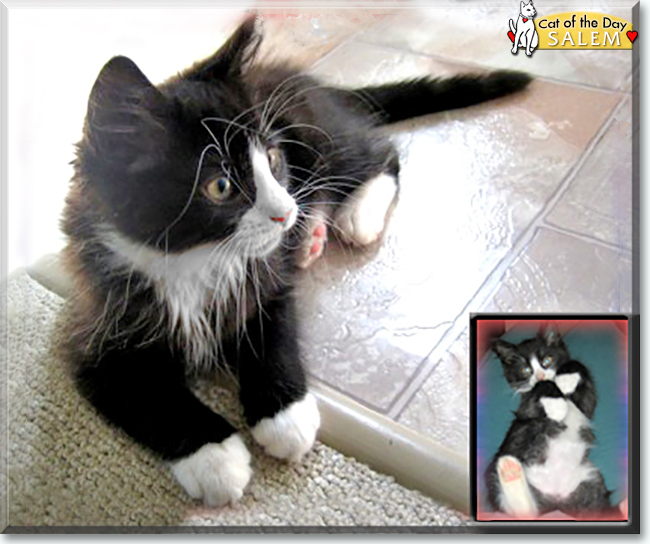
[556,373,581,395]
[170,434,252,507]
[334,173,397,246]
[251,393,321,462]
[540,397,568,421]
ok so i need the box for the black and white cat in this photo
[61,16,531,506]
[485,327,611,518]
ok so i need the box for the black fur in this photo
[485,328,611,517]
[61,17,531,492]
[334,71,532,125]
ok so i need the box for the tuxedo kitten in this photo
[486,328,611,517]
[61,16,531,506]
[492,326,597,417]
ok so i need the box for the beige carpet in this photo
[2,271,466,529]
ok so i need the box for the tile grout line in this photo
[309,29,365,70]
[387,356,446,420]
[386,92,628,421]
[384,343,448,418]
[542,220,634,254]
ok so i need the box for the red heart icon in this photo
[508,30,515,43]
[627,30,638,43]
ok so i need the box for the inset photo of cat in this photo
[472,316,630,522]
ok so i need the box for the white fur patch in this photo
[540,397,568,421]
[531,354,556,381]
[251,393,320,462]
[101,227,246,368]
[497,455,538,517]
[170,434,253,507]
[246,144,297,233]
[556,373,581,395]
[334,173,397,246]
[96,142,302,369]
[525,401,597,498]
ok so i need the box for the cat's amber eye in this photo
[541,356,554,368]
[522,366,532,376]
[267,147,283,177]
[204,177,232,202]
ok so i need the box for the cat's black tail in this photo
[339,71,532,125]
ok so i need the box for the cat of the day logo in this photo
[508,1,636,55]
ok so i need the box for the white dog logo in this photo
[509,1,539,56]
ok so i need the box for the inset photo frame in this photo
[471,315,634,526]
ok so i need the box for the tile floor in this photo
[267,7,636,460]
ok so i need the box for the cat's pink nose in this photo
[270,210,292,223]
[536,371,545,381]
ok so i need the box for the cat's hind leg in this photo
[497,455,539,518]
[333,172,398,246]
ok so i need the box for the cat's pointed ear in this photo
[185,16,262,81]
[544,324,562,346]
[85,56,167,168]
[520,1,526,9]
[492,339,517,364]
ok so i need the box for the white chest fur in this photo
[524,402,597,498]
[101,227,247,367]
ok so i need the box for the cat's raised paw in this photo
[170,434,252,507]
[297,218,328,269]
[251,393,320,462]
[334,173,397,246]
[540,396,569,421]
[555,372,581,395]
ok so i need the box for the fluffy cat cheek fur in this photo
[250,393,320,462]
[170,434,253,507]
